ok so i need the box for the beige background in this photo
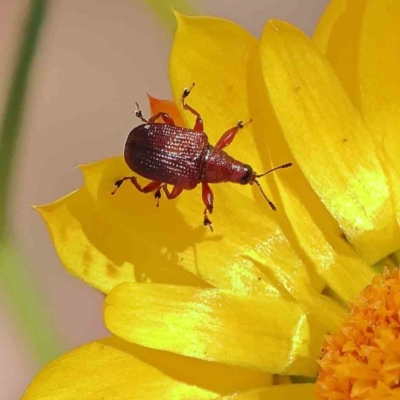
[0,1,329,398]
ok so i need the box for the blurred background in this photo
[1,0,329,398]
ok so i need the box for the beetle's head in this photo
[239,164,254,185]
[247,163,293,211]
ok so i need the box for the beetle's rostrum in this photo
[112,83,292,230]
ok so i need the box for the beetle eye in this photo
[239,165,253,184]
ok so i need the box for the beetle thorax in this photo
[201,146,249,184]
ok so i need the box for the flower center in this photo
[316,268,400,399]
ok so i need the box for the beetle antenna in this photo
[253,179,276,211]
[252,163,293,210]
[256,162,293,178]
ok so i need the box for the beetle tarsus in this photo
[155,188,162,207]
[182,82,195,103]
[203,209,214,232]
[237,119,252,129]
[111,179,125,195]
[134,102,148,123]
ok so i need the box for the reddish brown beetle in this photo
[112,84,292,230]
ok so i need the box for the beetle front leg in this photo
[181,83,204,132]
[201,182,214,231]
[215,119,252,150]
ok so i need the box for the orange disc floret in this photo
[316,268,400,400]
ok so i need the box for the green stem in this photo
[0,0,62,364]
[0,0,46,234]
[142,0,196,33]
[0,241,62,363]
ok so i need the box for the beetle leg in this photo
[215,119,252,150]
[201,182,214,214]
[161,185,184,200]
[148,112,175,125]
[203,209,213,232]
[181,83,204,132]
[201,182,214,231]
[111,176,161,197]
[134,102,149,123]
[130,177,162,193]
[154,187,162,207]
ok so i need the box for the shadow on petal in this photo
[23,336,272,400]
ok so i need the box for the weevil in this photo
[112,83,292,230]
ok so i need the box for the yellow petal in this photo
[168,13,324,293]
[170,14,259,168]
[259,19,399,264]
[105,282,326,376]
[315,0,400,234]
[313,0,347,52]
[313,0,365,109]
[36,187,205,294]
[249,250,347,333]
[148,95,185,127]
[86,153,345,327]
[80,156,324,299]
[358,0,400,228]
[246,43,374,303]
[22,336,271,399]
[216,384,315,399]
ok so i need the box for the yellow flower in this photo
[24,0,400,399]
[317,268,400,399]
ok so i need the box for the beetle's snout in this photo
[239,164,254,185]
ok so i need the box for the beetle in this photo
[112,83,292,230]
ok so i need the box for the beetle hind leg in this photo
[149,112,175,125]
[161,185,183,201]
[135,101,175,126]
[112,176,161,200]
[134,102,149,123]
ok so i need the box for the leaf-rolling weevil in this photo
[112,84,292,230]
